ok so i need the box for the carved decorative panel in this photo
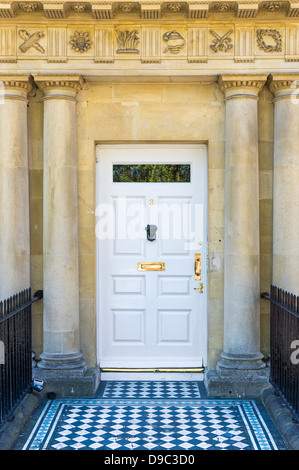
[47,28,67,62]
[17,27,47,56]
[208,28,234,56]
[94,28,114,62]
[188,28,208,62]
[116,29,140,53]
[285,25,299,60]
[0,26,16,62]
[68,28,94,56]
[255,27,284,54]
[234,27,255,62]
[141,28,161,63]
[162,28,187,56]
[209,29,234,53]
[256,28,283,52]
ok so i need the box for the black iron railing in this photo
[0,288,43,427]
[262,285,299,423]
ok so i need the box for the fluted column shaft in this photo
[270,74,299,295]
[218,75,267,371]
[34,75,85,371]
[0,75,32,299]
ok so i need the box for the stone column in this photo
[0,75,32,299]
[269,74,299,295]
[34,75,86,373]
[208,75,269,396]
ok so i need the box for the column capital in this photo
[33,74,84,99]
[218,74,268,101]
[0,74,34,100]
[269,73,299,100]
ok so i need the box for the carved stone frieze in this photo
[0,22,297,64]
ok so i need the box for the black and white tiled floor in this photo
[21,381,287,451]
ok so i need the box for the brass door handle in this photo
[195,253,201,280]
[194,283,204,293]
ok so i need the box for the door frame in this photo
[95,143,208,371]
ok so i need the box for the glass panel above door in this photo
[113,164,191,183]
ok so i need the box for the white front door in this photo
[96,145,207,370]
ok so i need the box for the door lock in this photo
[146,224,158,242]
[194,283,204,293]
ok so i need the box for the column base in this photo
[37,351,87,373]
[32,367,101,398]
[217,352,266,371]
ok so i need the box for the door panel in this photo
[96,145,207,369]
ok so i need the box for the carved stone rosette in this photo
[19,2,38,12]
[70,31,92,53]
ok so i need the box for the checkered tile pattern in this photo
[101,381,203,399]
[23,393,285,450]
